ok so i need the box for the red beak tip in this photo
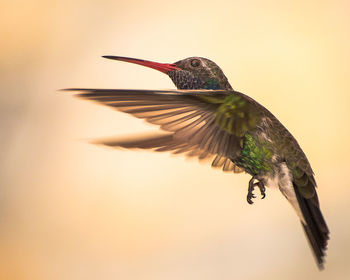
[100,55,180,73]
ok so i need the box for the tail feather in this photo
[293,182,329,269]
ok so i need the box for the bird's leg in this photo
[247,176,266,204]
[247,176,257,204]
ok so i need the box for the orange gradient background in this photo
[1,0,350,279]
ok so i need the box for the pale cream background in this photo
[1,0,350,279]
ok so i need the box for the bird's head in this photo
[102,56,232,90]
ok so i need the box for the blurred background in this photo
[1,0,350,279]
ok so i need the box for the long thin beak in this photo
[102,56,180,74]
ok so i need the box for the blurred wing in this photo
[65,88,261,166]
[92,132,244,173]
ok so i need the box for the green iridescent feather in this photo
[200,93,261,137]
[237,133,274,174]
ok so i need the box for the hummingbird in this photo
[65,55,329,269]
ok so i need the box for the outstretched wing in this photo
[65,88,262,169]
[92,132,244,173]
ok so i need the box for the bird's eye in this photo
[191,59,200,67]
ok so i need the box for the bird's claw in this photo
[259,184,266,199]
[247,176,266,204]
[247,194,255,204]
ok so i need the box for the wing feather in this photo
[64,88,262,173]
[91,132,243,173]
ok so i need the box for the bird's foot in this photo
[247,176,266,204]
